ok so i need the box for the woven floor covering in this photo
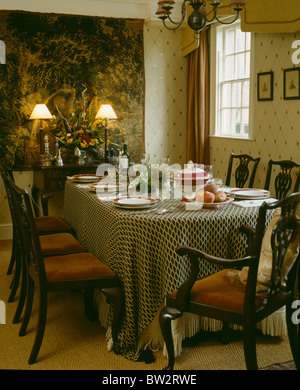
[0,240,295,371]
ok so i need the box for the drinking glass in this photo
[204,165,213,179]
[160,157,172,170]
[140,153,150,165]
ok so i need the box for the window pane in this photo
[225,28,235,55]
[245,52,250,77]
[242,81,249,107]
[224,55,234,80]
[235,27,245,52]
[222,83,232,108]
[242,109,249,134]
[221,109,231,134]
[236,53,245,79]
[232,82,241,107]
[231,109,241,135]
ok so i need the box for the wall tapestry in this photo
[0,11,144,168]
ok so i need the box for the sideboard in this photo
[31,164,100,216]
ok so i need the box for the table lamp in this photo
[96,104,117,163]
[30,104,53,166]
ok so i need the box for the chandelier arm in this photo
[162,17,184,30]
[215,12,240,25]
[161,0,188,28]
[205,5,219,24]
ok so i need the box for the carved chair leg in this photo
[83,288,98,321]
[13,252,27,324]
[243,321,258,370]
[28,287,48,364]
[159,306,182,370]
[102,286,124,354]
[218,321,230,344]
[7,246,21,302]
[19,277,34,337]
[7,236,16,275]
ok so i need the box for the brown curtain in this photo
[186,28,210,164]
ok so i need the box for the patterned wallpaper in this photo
[144,24,187,165]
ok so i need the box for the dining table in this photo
[63,177,282,362]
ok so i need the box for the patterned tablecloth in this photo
[63,179,274,360]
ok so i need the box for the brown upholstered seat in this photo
[44,252,116,282]
[39,232,87,256]
[160,193,300,370]
[171,269,267,313]
[35,216,74,235]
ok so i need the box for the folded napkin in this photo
[232,198,278,208]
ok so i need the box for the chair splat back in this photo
[226,153,260,188]
[264,159,300,200]
[269,198,299,294]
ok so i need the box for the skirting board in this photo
[0,224,12,240]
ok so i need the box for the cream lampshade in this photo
[30,104,53,166]
[29,104,53,121]
[95,104,118,120]
[95,104,117,163]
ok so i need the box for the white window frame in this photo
[209,20,255,140]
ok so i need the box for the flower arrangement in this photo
[50,88,106,153]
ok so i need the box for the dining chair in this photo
[9,178,123,365]
[159,192,300,370]
[0,165,74,276]
[225,153,260,188]
[264,159,300,200]
[1,171,88,325]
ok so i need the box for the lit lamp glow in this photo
[95,104,117,163]
[29,104,53,166]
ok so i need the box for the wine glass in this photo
[204,165,213,179]
[140,153,150,166]
[160,157,172,170]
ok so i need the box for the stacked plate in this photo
[69,174,103,183]
[229,188,270,200]
[112,196,159,210]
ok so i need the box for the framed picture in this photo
[257,71,273,101]
[283,67,300,100]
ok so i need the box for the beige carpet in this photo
[0,239,294,371]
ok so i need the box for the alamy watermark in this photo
[0,41,5,64]
[291,300,300,325]
[292,40,300,65]
[0,300,5,324]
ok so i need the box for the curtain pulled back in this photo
[186,28,210,165]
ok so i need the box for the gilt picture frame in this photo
[257,71,273,101]
[283,67,300,100]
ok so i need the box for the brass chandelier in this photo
[156,0,246,37]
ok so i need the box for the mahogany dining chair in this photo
[159,192,300,370]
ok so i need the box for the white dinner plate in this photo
[112,196,158,209]
[70,174,103,183]
[229,188,270,200]
[180,196,234,209]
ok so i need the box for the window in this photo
[210,21,253,139]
